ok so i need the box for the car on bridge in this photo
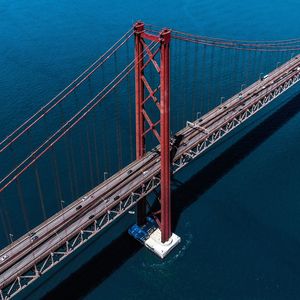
[0,254,9,263]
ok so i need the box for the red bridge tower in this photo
[133,21,180,256]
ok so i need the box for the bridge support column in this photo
[160,29,171,243]
[134,22,147,226]
[130,21,180,257]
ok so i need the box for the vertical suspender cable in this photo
[252,50,257,83]
[216,47,223,102]
[201,44,207,115]
[4,209,13,243]
[9,145,29,231]
[85,117,94,189]
[258,50,263,79]
[68,131,79,198]
[88,75,101,184]
[231,47,237,97]
[245,50,250,86]
[52,146,64,210]
[60,104,75,201]
[100,59,110,178]
[101,119,110,178]
[233,48,239,93]
[34,165,47,220]
[126,41,134,162]
[177,40,183,129]
[192,42,199,118]
[240,46,245,87]
[27,127,47,220]
[0,194,10,244]
[182,41,189,126]
[74,90,88,191]
[16,177,29,231]
[208,45,215,111]
[92,110,101,183]
[44,115,63,211]
[173,37,180,131]
[114,52,123,170]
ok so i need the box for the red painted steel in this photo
[134,22,145,159]
[134,22,147,225]
[134,22,172,242]
[160,29,171,242]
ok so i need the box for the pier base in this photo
[128,217,181,259]
[144,229,181,259]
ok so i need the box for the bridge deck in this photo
[1,54,300,298]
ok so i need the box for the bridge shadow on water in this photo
[41,94,300,300]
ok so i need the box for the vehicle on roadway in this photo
[30,235,39,242]
[0,254,9,263]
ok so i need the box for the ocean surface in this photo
[1,0,300,299]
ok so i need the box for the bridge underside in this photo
[1,53,300,299]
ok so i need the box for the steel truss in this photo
[0,175,161,299]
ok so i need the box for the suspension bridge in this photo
[1,21,300,299]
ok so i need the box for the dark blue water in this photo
[1,0,300,299]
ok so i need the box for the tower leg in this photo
[134,22,147,226]
[160,29,171,243]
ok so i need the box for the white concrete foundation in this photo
[144,228,181,259]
